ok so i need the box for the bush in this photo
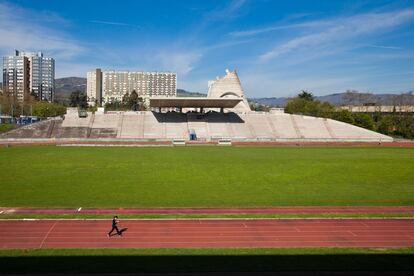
[393,116,414,139]
[352,113,375,130]
[331,110,355,124]
[33,101,66,118]
[285,98,335,117]
[377,115,394,135]
[0,124,15,133]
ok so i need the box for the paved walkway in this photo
[1,219,414,249]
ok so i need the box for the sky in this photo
[0,0,414,97]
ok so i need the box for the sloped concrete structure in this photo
[207,69,251,112]
[0,71,393,143]
[1,111,392,142]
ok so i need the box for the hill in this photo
[250,92,414,107]
[55,77,86,94]
[54,77,86,104]
[177,89,206,97]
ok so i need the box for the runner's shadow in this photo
[108,228,128,237]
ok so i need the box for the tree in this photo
[30,90,39,101]
[352,113,375,130]
[393,115,414,139]
[331,110,354,124]
[122,92,130,105]
[377,115,394,135]
[0,88,20,116]
[284,97,309,115]
[32,101,66,118]
[69,91,87,108]
[284,95,334,117]
[129,90,139,110]
[298,90,314,101]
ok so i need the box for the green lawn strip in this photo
[0,124,15,133]
[2,247,414,256]
[1,248,414,272]
[1,145,414,207]
[1,213,414,219]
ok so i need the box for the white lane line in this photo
[39,221,58,248]
[349,231,357,237]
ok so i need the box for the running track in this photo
[1,219,414,249]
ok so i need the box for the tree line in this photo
[0,89,146,118]
[0,90,66,118]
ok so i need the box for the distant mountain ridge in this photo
[250,92,413,106]
[55,77,86,94]
[177,89,206,97]
[54,77,412,106]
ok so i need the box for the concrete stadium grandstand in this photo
[0,69,392,143]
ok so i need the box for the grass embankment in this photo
[0,124,14,133]
[1,248,414,272]
[1,146,414,207]
[1,213,414,219]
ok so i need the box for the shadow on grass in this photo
[1,254,414,273]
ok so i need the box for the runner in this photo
[107,216,122,237]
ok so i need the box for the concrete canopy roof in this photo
[149,97,242,108]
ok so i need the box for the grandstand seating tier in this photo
[0,111,393,141]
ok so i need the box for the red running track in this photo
[1,219,414,249]
[1,206,414,214]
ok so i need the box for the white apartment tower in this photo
[2,52,30,102]
[87,69,177,106]
[86,68,102,106]
[2,50,55,102]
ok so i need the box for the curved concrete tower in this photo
[207,69,251,112]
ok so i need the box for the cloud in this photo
[229,20,330,37]
[155,51,203,75]
[0,2,84,61]
[366,44,403,50]
[90,20,140,28]
[207,0,247,21]
[259,9,414,62]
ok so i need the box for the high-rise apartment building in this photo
[86,68,102,105]
[2,50,55,102]
[87,69,177,106]
[2,53,30,102]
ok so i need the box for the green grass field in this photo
[1,145,413,207]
